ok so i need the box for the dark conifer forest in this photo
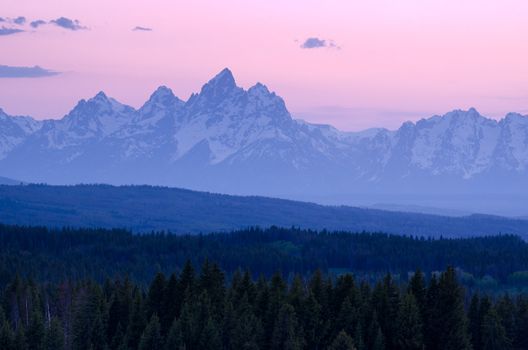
[1,224,528,349]
[0,261,526,350]
[1,224,528,289]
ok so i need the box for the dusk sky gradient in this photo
[1,0,528,130]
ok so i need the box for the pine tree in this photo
[514,295,528,349]
[353,322,365,350]
[372,327,385,350]
[408,269,427,317]
[26,311,46,350]
[366,312,381,350]
[436,267,471,350]
[178,260,195,297]
[178,297,199,349]
[198,317,222,350]
[424,274,441,350]
[395,293,423,350]
[271,304,303,350]
[468,294,481,349]
[45,317,64,350]
[328,330,357,350]
[264,272,287,346]
[302,292,325,350]
[0,319,15,350]
[229,294,262,350]
[221,300,237,349]
[254,275,270,345]
[309,269,329,311]
[164,318,183,350]
[116,340,129,350]
[161,273,179,334]
[126,292,146,350]
[146,272,166,320]
[90,306,108,350]
[199,261,225,319]
[495,294,516,345]
[107,278,132,343]
[14,326,28,350]
[71,284,108,350]
[481,307,511,350]
[371,274,399,350]
[240,270,258,304]
[335,297,358,339]
[288,275,306,318]
[138,315,162,350]
[333,274,358,316]
[110,323,125,350]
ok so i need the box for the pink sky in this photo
[1,0,528,131]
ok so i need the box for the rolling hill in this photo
[0,184,527,238]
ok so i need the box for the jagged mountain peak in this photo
[414,108,495,130]
[142,86,182,109]
[93,90,108,100]
[504,112,526,121]
[151,85,175,98]
[205,68,236,90]
[248,82,272,97]
[442,107,485,120]
[210,67,235,85]
[197,68,240,102]
[0,108,12,121]
[70,91,130,117]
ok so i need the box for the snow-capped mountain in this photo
[0,108,42,159]
[1,68,527,198]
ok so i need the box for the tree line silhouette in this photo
[0,261,525,350]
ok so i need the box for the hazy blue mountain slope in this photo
[0,184,527,238]
[0,176,20,185]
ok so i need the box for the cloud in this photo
[0,65,60,78]
[301,37,326,49]
[51,17,86,31]
[30,20,47,28]
[300,37,340,50]
[13,16,26,25]
[132,26,153,31]
[0,26,24,35]
[0,17,5,22]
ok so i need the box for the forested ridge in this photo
[1,184,528,237]
[2,224,528,291]
[0,262,525,350]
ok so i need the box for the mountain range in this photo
[1,68,527,214]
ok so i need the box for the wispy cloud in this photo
[0,65,60,78]
[0,26,24,36]
[300,37,340,50]
[51,17,87,31]
[30,20,47,28]
[132,26,152,32]
[13,16,26,25]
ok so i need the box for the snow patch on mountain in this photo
[0,108,42,159]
